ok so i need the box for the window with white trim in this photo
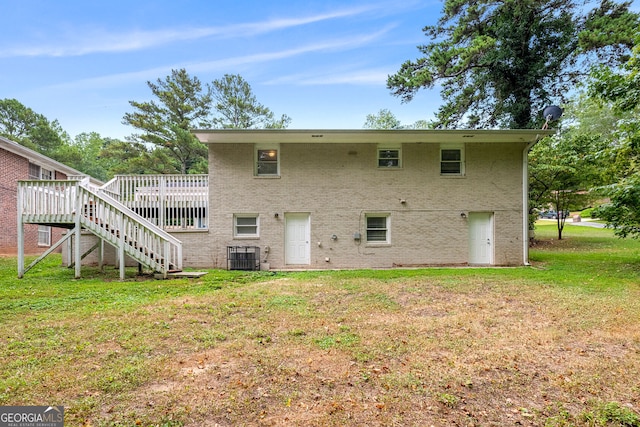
[255,144,279,176]
[440,145,465,176]
[377,145,401,168]
[41,168,53,180]
[234,214,259,237]
[28,163,40,179]
[38,225,51,246]
[28,163,53,180]
[365,214,390,244]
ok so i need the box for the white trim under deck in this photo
[17,179,183,280]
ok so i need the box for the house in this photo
[0,135,100,255]
[192,129,552,270]
[16,128,552,277]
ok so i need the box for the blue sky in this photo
[1,0,443,140]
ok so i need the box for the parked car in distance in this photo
[539,210,570,219]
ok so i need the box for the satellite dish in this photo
[542,105,563,129]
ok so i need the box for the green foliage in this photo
[0,98,68,157]
[579,207,595,219]
[593,176,640,238]
[586,36,640,238]
[122,69,211,174]
[387,0,639,129]
[435,392,460,408]
[363,108,435,129]
[529,130,603,239]
[55,132,126,181]
[119,71,290,174]
[363,109,403,129]
[592,401,640,426]
[209,74,291,129]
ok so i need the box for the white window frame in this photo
[37,225,51,247]
[40,168,53,180]
[365,213,390,244]
[28,162,41,180]
[255,144,280,176]
[28,162,53,180]
[377,144,402,168]
[234,214,260,238]
[440,144,465,176]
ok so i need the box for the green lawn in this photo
[0,223,639,426]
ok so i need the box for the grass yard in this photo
[1,223,639,426]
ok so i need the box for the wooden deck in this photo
[16,175,204,279]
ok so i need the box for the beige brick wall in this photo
[62,230,211,269]
[207,141,527,269]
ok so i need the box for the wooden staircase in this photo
[17,179,183,279]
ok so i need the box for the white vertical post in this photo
[66,235,72,267]
[159,176,165,230]
[98,239,104,271]
[17,183,24,278]
[75,185,82,278]
[119,215,125,280]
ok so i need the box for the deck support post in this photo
[74,206,82,279]
[118,216,125,280]
[17,186,24,278]
[98,239,104,271]
[66,235,72,267]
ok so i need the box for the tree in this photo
[387,0,639,129]
[210,74,291,129]
[589,38,640,238]
[122,69,212,174]
[529,131,604,239]
[363,109,403,129]
[363,109,435,129]
[0,98,67,157]
[54,133,128,182]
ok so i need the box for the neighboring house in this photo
[193,129,552,270]
[0,136,99,255]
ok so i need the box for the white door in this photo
[468,212,493,265]
[285,213,310,265]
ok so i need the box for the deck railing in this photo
[18,180,183,274]
[100,174,208,230]
[18,180,77,223]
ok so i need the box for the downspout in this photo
[522,136,543,266]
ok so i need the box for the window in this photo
[38,225,51,246]
[28,163,41,179]
[41,168,53,180]
[255,145,279,176]
[377,145,401,168]
[234,214,259,237]
[28,163,53,180]
[440,145,464,175]
[366,214,390,244]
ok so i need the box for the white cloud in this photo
[44,27,394,91]
[265,68,391,86]
[0,5,382,58]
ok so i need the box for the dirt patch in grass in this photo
[36,275,636,427]
[2,245,640,426]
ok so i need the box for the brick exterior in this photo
[0,147,68,255]
[206,141,527,269]
[64,230,210,269]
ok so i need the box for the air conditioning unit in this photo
[227,246,260,271]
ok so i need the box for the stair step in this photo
[155,271,207,279]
